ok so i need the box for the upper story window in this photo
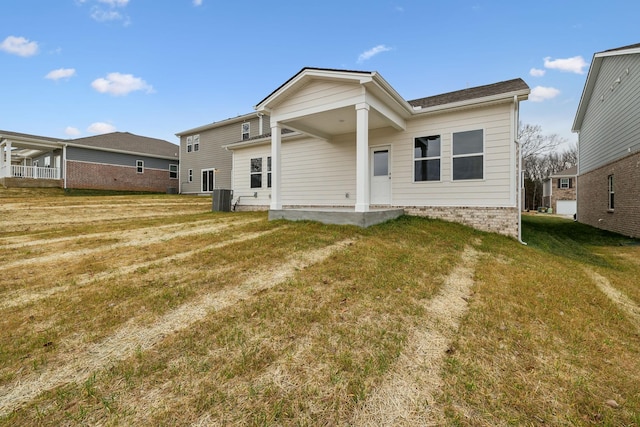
[452,129,483,180]
[414,135,441,182]
[169,164,178,179]
[136,160,144,174]
[242,122,250,141]
[186,136,192,152]
[560,178,570,189]
[193,134,200,151]
[608,175,614,210]
[250,157,262,188]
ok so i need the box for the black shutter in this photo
[569,178,572,188]
[557,179,561,188]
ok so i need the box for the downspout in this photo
[514,95,527,245]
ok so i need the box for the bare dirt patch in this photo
[351,244,480,426]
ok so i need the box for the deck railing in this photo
[7,165,61,180]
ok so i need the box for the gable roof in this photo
[408,79,530,109]
[69,132,178,158]
[573,42,640,132]
[551,165,577,177]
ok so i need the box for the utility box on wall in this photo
[212,189,233,212]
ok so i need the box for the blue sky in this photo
[1,1,638,148]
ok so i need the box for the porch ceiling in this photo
[280,105,397,140]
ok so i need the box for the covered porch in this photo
[0,133,64,187]
[256,68,414,227]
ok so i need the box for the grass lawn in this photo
[0,190,638,426]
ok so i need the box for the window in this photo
[414,135,441,181]
[608,175,614,210]
[136,160,144,174]
[202,169,215,192]
[169,164,178,179]
[250,157,262,188]
[559,178,570,189]
[242,122,250,141]
[267,156,272,188]
[44,156,50,167]
[186,136,193,153]
[188,169,193,182]
[452,129,483,180]
[193,134,200,152]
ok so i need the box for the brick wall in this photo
[66,161,177,193]
[578,151,640,238]
[550,178,576,211]
[404,206,519,238]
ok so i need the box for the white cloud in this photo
[65,126,82,136]
[91,72,154,96]
[529,68,545,77]
[193,0,203,5]
[45,68,77,81]
[91,8,123,22]
[530,86,560,102]
[0,36,39,57]
[88,122,116,134]
[357,44,392,63]
[544,56,588,74]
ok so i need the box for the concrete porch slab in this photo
[268,207,405,228]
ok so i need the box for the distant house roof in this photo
[0,129,62,143]
[408,78,530,109]
[69,132,178,158]
[551,165,577,177]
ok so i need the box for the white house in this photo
[223,68,529,238]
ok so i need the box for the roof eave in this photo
[176,112,257,137]
[412,89,529,115]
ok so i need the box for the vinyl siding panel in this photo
[232,103,516,209]
[275,81,363,118]
[579,54,640,173]
[66,147,174,170]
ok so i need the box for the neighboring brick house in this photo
[572,43,640,238]
[0,130,179,192]
[542,166,577,216]
[175,112,270,195]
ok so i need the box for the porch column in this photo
[355,103,370,212]
[270,122,282,210]
[4,141,11,177]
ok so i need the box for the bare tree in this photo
[518,123,571,209]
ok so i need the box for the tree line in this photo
[519,123,577,210]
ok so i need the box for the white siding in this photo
[232,103,516,209]
[579,54,640,173]
[275,80,363,119]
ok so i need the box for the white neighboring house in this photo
[223,68,529,238]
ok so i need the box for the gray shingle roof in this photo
[0,129,62,143]
[408,78,529,109]
[70,132,178,158]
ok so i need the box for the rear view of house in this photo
[572,43,640,238]
[0,131,179,193]
[224,68,529,238]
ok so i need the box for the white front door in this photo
[370,147,391,205]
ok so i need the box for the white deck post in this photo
[270,122,282,210]
[355,103,370,212]
[4,141,11,177]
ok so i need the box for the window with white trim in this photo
[267,156,272,188]
[193,134,200,152]
[169,164,178,179]
[608,174,614,210]
[242,122,250,141]
[559,178,570,189]
[202,169,215,192]
[188,169,193,182]
[186,136,193,153]
[136,160,144,174]
[250,157,262,188]
[414,135,441,182]
[452,129,483,180]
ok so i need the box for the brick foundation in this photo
[578,151,640,238]
[404,206,519,238]
[66,161,177,193]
